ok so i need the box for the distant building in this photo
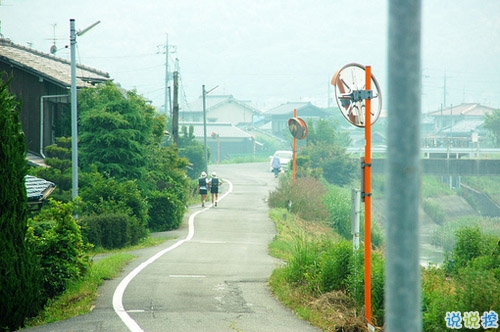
[0,38,110,158]
[179,122,262,163]
[423,103,498,148]
[262,101,331,137]
[181,95,261,127]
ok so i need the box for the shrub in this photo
[444,225,494,274]
[81,213,134,249]
[80,171,148,246]
[28,200,91,299]
[268,176,329,221]
[148,190,185,231]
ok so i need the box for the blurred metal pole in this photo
[385,1,422,331]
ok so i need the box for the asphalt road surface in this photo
[22,162,320,332]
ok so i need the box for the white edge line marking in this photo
[112,179,233,332]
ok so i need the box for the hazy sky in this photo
[1,0,499,113]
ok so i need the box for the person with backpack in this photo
[208,172,223,207]
[198,171,208,207]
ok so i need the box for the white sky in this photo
[1,0,499,113]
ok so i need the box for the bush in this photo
[28,200,91,299]
[80,171,148,247]
[268,176,329,221]
[81,213,135,249]
[444,225,495,274]
[148,190,185,231]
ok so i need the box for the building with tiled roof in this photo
[262,101,330,136]
[423,103,497,148]
[181,95,262,127]
[179,122,262,163]
[0,37,111,157]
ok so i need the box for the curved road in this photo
[23,162,320,332]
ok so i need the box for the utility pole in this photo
[172,71,179,145]
[164,34,170,116]
[159,34,176,116]
[70,18,100,200]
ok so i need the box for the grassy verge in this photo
[267,209,370,332]
[24,236,168,328]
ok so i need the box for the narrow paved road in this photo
[22,162,320,332]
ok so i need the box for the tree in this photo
[484,108,500,147]
[29,137,72,200]
[0,74,43,331]
[78,82,157,180]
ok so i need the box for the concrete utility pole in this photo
[385,1,422,331]
[172,71,179,145]
[164,35,170,116]
[70,18,100,200]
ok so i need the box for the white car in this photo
[269,150,293,172]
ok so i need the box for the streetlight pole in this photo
[70,18,100,200]
[202,84,218,173]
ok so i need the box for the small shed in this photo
[25,175,55,209]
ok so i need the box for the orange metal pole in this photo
[364,66,372,325]
[292,109,297,183]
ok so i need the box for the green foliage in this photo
[0,74,44,331]
[78,82,159,181]
[484,108,500,147]
[28,199,91,299]
[444,225,497,274]
[80,213,134,249]
[79,171,148,246]
[268,175,329,221]
[321,239,353,292]
[301,142,357,186]
[148,190,185,231]
[345,248,385,326]
[323,185,352,239]
[178,125,206,178]
[422,198,446,224]
[30,137,72,199]
[421,176,454,198]
[284,234,324,295]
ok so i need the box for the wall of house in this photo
[0,64,68,154]
[209,103,254,125]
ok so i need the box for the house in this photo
[0,38,111,159]
[179,122,262,163]
[262,101,331,137]
[423,103,497,148]
[180,95,261,127]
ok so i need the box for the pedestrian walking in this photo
[271,155,281,178]
[208,172,223,207]
[198,171,208,207]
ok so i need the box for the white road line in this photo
[112,179,233,332]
